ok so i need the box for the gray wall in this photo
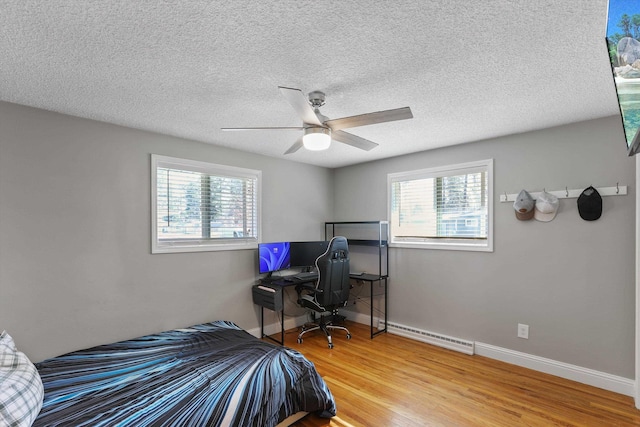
[334,116,636,378]
[0,101,333,362]
[1,101,635,380]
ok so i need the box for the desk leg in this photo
[261,306,285,346]
[386,278,388,329]
[279,309,284,345]
[371,277,388,338]
[370,280,374,339]
[383,277,388,333]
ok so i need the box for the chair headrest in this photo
[329,236,348,252]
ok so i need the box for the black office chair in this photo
[296,236,352,349]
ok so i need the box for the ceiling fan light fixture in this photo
[303,127,331,151]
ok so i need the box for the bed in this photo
[27,320,335,426]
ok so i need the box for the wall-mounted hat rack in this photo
[499,184,627,203]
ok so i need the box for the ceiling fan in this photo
[222,86,413,154]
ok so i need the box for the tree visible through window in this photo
[388,159,493,251]
[152,155,260,253]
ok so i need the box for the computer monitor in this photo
[258,242,291,274]
[290,241,329,269]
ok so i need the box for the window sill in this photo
[152,240,258,254]
[389,241,493,252]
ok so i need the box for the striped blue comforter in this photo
[33,321,336,426]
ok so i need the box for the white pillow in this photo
[0,331,44,427]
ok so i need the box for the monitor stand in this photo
[260,272,278,284]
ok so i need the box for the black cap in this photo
[577,186,602,221]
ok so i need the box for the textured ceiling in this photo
[0,1,619,168]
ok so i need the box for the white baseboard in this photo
[475,342,635,397]
[379,320,474,355]
[246,314,308,339]
[343,309,377,327]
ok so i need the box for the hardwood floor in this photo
[272,321,640,427]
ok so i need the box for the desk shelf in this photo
[345,239,388,247]
[325,221,389,278]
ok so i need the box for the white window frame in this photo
[387,159,493,252]
[151,154,261,254]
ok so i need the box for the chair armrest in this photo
[295,283,322,305]
[295,283,322,293]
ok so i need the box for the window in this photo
[388,159,493,251]
[152,155,261,253]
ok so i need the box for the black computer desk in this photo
[253,273,388,345]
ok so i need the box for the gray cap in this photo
[513,190,534,220]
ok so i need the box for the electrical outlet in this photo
[517,323,529,339]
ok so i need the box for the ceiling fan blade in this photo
[284,137,304,154]
[278,86,323,126]
[332,130,379,151]
[325,107,413,131]
[221,126,303,131]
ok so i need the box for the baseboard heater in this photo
[378,320,475,355]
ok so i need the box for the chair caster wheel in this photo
[328,343,334,349]
[297,338,303,344]
[346,333,352,340]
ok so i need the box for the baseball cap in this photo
[513,190,535,220]
[534,190,560,222]
[577,186,602,221]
